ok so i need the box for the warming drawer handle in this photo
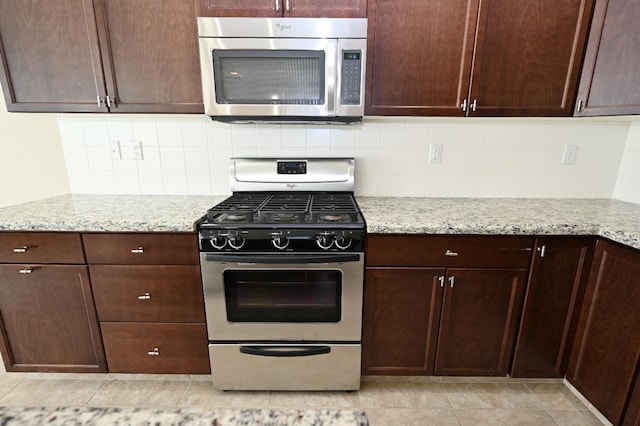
[239,346,331,358]
[13,246,29,253]
[205,254,360,264]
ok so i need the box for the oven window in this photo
[213,50,325,105]
[223,270,341,322]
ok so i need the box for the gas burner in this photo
[318,213,352,223]
[262,212,304,223]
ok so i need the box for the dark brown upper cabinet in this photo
[574,0,640,116]
[0,0,203,113]
[365,0,593,117]
[197,0,367,18]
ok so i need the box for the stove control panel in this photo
[199,228,364,252]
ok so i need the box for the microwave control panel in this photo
[341,51,362,105]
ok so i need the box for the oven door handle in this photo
[239,345,331,357]
[204,253,360,264]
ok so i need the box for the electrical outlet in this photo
[561,144,578,164]
[109,140,121,160]
[429,143,443,163]
[131,141,143,160]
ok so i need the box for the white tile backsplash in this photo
[57,115,635,199]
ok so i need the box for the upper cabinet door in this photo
[94,0,203,113]
[365,0,478,116]
[285,0,367,17]
[0,0,107,112]
[468,0,593,117]
[575,0,640,116]
[197,0,281,17]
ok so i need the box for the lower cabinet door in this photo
[0,265,106,372]
[434,268,527,376]
[362,268,445,375]
[100,322,210,374]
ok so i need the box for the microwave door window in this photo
[212,50,325,105]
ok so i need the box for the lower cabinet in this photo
[362,234,532,376]
[84,233,210,374]
[0,232,106,372]
[567,239,640,425]
[434,268,526,376]
[362,268,443,375]
[511,237,595,378]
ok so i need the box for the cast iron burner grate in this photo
[258,194,311,223]
[206,193,270,223]
[310,194,359,223]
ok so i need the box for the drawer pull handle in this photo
[18,268,34,274]
[148,348,160,356]
[445,249,459,257]
[13,246,29,253]
[138,292,151,300]
[131,247,144,254]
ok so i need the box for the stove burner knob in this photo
[228,235,245,250]
[316,234,334,250]
[272,236,289,250]
[335,236,352,250]
[210,235,227,250]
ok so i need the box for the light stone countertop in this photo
[357,197,640,251]
[0,194,227,233]
[0,194,639,251]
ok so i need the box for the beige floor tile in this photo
[0,375,24,399]
[0,378,105,406]
[454,408,557,425]
[107,373,191,381]
[362,375,442,383]
[359,381,451,409]
[87,379,188,407]
[547,409,605,425]
[178,380,271,408]
[269,390,360,409]
[365,408,460,426]
[443,383,540,409]
[525,383,589,410]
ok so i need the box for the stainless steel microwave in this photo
[197,17,367,124]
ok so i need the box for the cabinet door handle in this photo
[18,268,34,274]
[275,0,280,12]
[461,99,468,112]
[445,249,458,257]
[285,0,291,12]
[13,246,29,253]
[138,292,151,300]
[438,276,445,288]
[147,348,160,356]
[448,276,455,288]
[537,245,546,258]
[131,247,144,254]
[470,99,477,112]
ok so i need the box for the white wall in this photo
[0,85,70,208]
[59,115,630,198]
[613,121,640,204]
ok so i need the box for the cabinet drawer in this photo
[83,233,198,265]
[100,322,210,374]
[367,235,533,268]
[91,265,205,323]
[0,232,85,264]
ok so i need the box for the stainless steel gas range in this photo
[197,158,365,391]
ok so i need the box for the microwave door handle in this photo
[204,253,360,264]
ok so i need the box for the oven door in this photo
[199,37,337,118]
[200,252,363,341]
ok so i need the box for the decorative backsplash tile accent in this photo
[58,115,633,199]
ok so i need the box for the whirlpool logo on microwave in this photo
[275,23,292,32]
